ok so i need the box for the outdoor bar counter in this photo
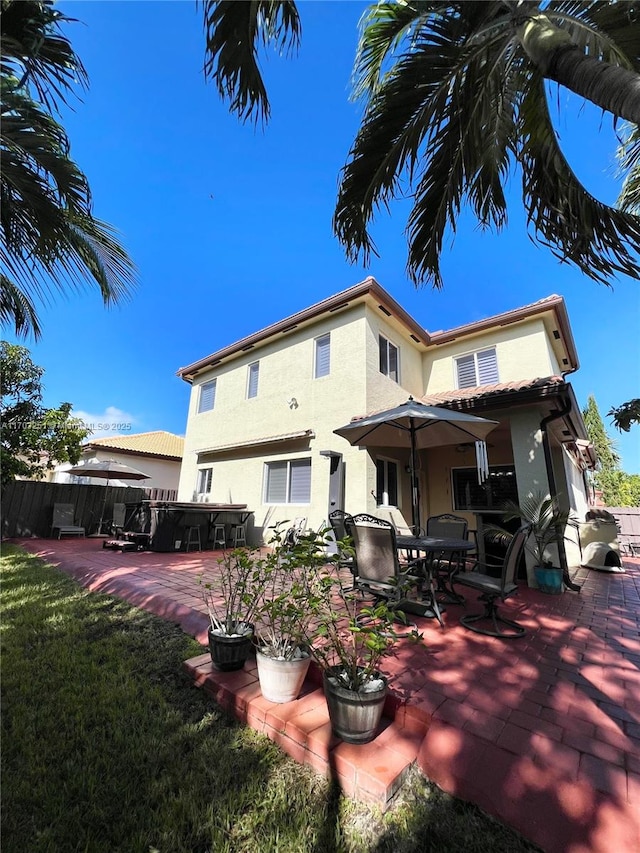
[123,500,251,552]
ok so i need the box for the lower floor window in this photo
[197,467,212,494]
[264,458,311,504]
[452,465,517,510]
[375,458,398,507]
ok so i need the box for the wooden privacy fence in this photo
[1,480,177,539]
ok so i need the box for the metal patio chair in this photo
[51,504,85,539]
[453,526,529,639]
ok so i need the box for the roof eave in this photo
[176,277,430,382]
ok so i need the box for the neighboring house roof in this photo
[177,278,578,381]
[83,431,184,461]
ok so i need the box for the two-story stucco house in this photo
[177,278,594,579]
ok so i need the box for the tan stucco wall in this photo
[179,304,377,538]
[177,295,585,552]
[425,318,558,393]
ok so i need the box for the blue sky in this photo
[7,1,640,471]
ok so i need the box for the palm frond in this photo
[1,80,136,338]
[519,78,640,283]
[200,0,300,124]
[617,122,640,215]
[335,6,520,286]
[0,272,41,338]
[0,0,88,114]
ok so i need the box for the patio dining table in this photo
[396,535,476,617]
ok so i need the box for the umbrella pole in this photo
[410,424,421,535]
[98,480,109,534]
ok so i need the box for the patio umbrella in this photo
[334,397,498,534]
[67,458,152,482]
[66,458,151,532]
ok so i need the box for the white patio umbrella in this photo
[67,458,151,532]
[334,397,499,534]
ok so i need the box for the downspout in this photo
[540,397,581,591]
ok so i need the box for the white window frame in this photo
[314,333,330,379]
[197,379,216,413]
[263,458,312,505]
[379,334,400,383]
[375,457,399,508]
[247,361,259,399]
[454,347,498,389]
[196,467,213,495]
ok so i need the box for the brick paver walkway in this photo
[11,537,640,853]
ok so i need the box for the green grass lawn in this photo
[1,545,539,853]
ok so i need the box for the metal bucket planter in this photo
[208,623,254,671]
[323,667,388,744]
[255,649,311,703]
[534,565,563,595]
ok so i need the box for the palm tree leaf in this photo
[0,272,41,338]
[1,0,88,114]
[335,5,522,285]
[519,77,640,283]
[200,0,300,124]
[1,80,136,338]
[617,122,640,214]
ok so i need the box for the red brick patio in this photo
[11,537,640,853]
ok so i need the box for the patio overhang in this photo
[421,376,591,446]
[196,429,315,456]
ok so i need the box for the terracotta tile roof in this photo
[85,431,184,459]
[421,376,566,406]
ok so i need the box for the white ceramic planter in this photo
[256,649,311,703]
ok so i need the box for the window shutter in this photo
[477,348,498,385]
[266,462,287,502]
[388,343,399,382]
[198,380,216,413]
[289,459,311,503]
[315,334,330,378]
[387,460,398,505]
[247,362,259,398]
[379,336,388,375]
[456,354,476,388]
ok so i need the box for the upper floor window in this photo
[314,333,330,378]
[264,458,311,504]
[455,347,498,389]
[375,458,398,507]
[247,361,259,399]
[379,335,399,382]
[196,467,212,495]
[197,380,216,413]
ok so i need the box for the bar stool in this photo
[232,522,247,548]
[185,526,202,552]
[212,524,226,549]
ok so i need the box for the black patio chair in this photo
[425,513,472,602]
[453,525,529,639]
[348,513,433,621]
[329,509,356,587]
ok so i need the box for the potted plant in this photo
[199,548,266,671]
[252,526,316,704]
[498,492,574,594]
[294,529,422,743]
